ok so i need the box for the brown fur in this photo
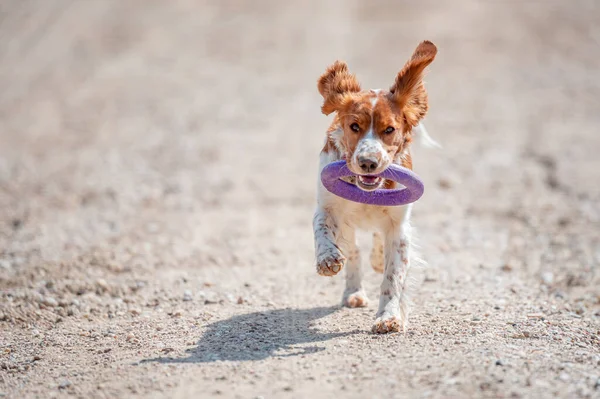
[318,61,361,115]
[318,41,436,187]
[390,40,437,132]
[314,40,437,334]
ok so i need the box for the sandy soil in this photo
[1,1,599,398]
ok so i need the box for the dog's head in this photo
[318,41,437,191]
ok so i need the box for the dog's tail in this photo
[413,122,441,149]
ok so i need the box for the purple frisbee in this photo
[320,160,424,206]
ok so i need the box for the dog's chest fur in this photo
[318,151,409,231]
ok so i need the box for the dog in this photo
[313,40,437,334]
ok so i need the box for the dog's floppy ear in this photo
[318,61,361,115]
[390,41,437,131]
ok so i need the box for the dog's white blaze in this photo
[351,92,391,174]
[369,89,380,106]
[368,94,378,132]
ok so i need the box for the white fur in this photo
[314,148,414,333]
[413,122,440,149]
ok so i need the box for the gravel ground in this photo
[1,1,599,398]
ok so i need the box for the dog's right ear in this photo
[317,61,361,115]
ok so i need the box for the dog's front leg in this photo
[372,217,412,334]
[313,207,345,276]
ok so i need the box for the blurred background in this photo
[1,1,599,398]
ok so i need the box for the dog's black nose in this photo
[358,157,378,173]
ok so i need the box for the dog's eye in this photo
[384,126,395,134]
[350,123,360,132]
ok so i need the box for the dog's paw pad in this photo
[343,291,369,308]
[371,314,402,334]
[316,251,345,276]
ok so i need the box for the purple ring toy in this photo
[320,160,424,206]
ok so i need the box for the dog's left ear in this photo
[390,41,437,131]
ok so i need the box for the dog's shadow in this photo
[143,306,356,364]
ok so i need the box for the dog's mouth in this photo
[356,175,383,191]
[340,175,384,192]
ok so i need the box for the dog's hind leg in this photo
[370,231,384,274]
[338,224,368,308]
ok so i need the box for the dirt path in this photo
[1,1,599,398]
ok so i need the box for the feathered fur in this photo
[313,41,437,334]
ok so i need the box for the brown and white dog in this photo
[313,41,437,334]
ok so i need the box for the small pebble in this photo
[541,272,554,285]
[96,279,108,291]
[41,296,58,307]
[438,178,452,189]
[172,309,183,317]
[183,290,193,301]
[574,304,586,315]
[129,308,141,316]
[58,380,71,389]
[527,313,545,319]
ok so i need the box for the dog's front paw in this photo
[316,249,345,276]
[372,312,403,334]
[343,290,369,308]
